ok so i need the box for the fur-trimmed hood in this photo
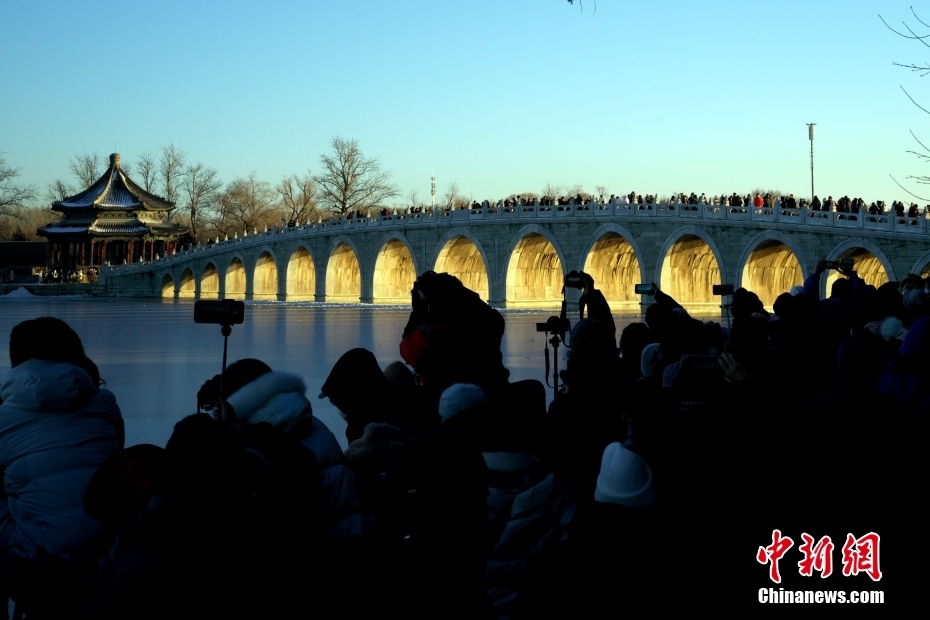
[881,316,908,342]
[225,371,313,430]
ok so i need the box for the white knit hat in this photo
[594,443,656,510]
[438,383,486,422]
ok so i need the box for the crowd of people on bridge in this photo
[0,261,920,616]
[363,191,930,221]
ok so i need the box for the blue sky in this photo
[2,1,928,203]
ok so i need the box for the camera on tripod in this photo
[536,315,570,336]
[195,300,246,418]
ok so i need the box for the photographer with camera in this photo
[538,272,626,505]
[564,270,616,347]
[400,272,510,402]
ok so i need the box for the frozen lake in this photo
[0,295,662,449]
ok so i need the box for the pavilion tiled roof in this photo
[54,153,175,212]
[39,218,187,238]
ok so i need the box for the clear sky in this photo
[2,0,928,204]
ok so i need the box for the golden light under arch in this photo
[433,235,489,301]
[582,232,641,310]
[505,233,564,308]
[659,234,721,307]
[286,247,316,301]
[325,242,361,302]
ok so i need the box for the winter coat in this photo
[225,371,374,535]
[0,359,124,560]
[481,451,575,619]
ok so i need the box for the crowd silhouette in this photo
[0,263,918,616]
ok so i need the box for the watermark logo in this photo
[758,530,881,583]
[798,534,834,578]
[756,529,794,583]
[841,533,882,582]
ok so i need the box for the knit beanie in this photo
[594,443,656,510]
[438,383,486,422]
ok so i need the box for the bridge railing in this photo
[104,201,930,274]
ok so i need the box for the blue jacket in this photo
[0,359,124,559]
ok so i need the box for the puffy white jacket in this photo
[226,371,374,535]
[0,359,124,559]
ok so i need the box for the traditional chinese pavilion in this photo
[38,153,188,268]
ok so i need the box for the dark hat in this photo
[319,348,388,401]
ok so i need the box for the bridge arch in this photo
[737,232,807,307]
[433,228,491,301]
[910,249,930,277]
[372,234,419,304]
[200,261,220,299]
[657,226,727,309]
[178,267,196,299]
[824,238,894,296]
[325,236,362,302]
[504,225,567,308]
[286,243,317,301]
[224,253,247,299]
[580,224,646,309]
[252,247,280,301]
[160,272,174,298]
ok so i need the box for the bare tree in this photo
[213,173,278,236]
[407,189,423,211]
[595,184,609,198]
[568,183,589,199]
[314,137,399,216]
[0,154,37,219]
[44,179,75,204]
[68,152,103,189]
[159,143,186,204]
[542,182,564,199]
[135,151,158,192]
[182,162,222,240]
[277,172,318,223]
[442,182,461,209]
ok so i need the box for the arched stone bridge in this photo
[103,202,930,310]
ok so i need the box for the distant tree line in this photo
[1,138,630,242]
[0,138,406,243]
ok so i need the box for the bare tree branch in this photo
[890,174,930,200]
[0,153,37,217]
[276,172,318,223]
[44,179,74,204]
[442,182,461,210]
[213,173,278,235]
[159,143,186,204]
[135,151,158,192]
[912,5,930,30]
[901,86,930,115]
[542,182,564,200]
[182,162,222,240]
[68,152,103,189]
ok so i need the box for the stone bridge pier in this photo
[103,203,930,312]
